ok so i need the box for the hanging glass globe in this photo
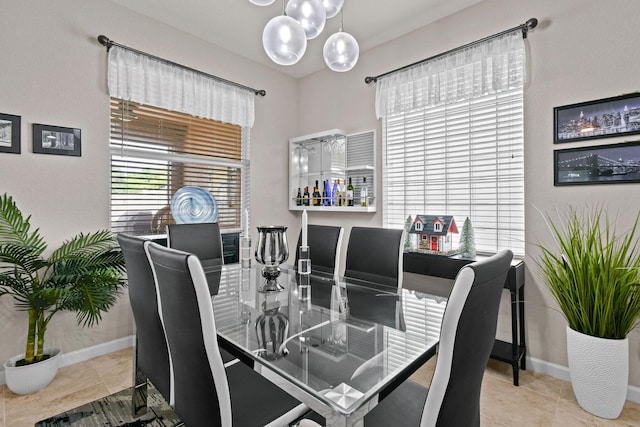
[285,0,326,40]
[249,0,276,5]
[322,0,343,18]
[323,31,359,72]
[263,15,307,65]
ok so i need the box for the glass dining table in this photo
[202,262,448,427]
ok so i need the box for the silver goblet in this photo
[255,226,289,293]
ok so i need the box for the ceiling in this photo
[107,0,483,79]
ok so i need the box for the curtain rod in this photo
[97,35,266,97]
[364,18,538,85]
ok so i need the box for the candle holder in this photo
[297,245,311,301]
[241,236,252,268]
[298,245,311,275]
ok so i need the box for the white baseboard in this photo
[527,355,640,403]
[0,335,134,386]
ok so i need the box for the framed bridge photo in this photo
[554,92,640,143]
[554,140,640,186]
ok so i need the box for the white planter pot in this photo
[3,347,61,395]
[566,326,628,419]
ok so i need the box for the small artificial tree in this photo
[459,216,476,258]
[0,194,126,365]
[403,215,413,252]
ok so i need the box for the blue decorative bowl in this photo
[170,186,218,224]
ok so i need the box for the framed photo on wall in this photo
[33,123,81,156]
[554,140,640,186]
[554,93,640,143]
[0,113,21,154]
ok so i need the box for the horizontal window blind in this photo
[110,98,249,235]
[383,89,524,256]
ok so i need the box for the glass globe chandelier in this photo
[322,0,343,18]
[262,15,307,65]
[322,9,359,71]
[253,0,358,71]
[285,0,326,40]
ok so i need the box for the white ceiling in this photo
[106,0,484,79]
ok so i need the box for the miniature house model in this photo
[409,215,459,254]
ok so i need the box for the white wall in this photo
[0,0,299,367]
[297,0,640,388]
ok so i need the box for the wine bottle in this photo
[336,179,343,206]
[313,181,321,206]
[303,186,310,206]
[323,180,330,206]
[346,177,354,206]
[331,180,338,206]
[296,187,302,206]
[360,176,368,207]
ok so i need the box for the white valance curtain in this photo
[108,46,255,128]
[375,30,526,119]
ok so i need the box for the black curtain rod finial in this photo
[97,35,113,50]
[526,18,538,30]
[364,76,377,85]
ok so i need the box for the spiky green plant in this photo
[0,194,126,365]
[537,206,640,339]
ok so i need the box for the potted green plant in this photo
[537,205,640,419]
[0,194,126,394]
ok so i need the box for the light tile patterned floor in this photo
[1,347,639,426]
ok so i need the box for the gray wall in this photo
[1,0,639,392]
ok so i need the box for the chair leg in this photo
[131,344,148,417]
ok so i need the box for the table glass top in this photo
[207,263,447,416]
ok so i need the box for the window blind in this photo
[383,89,524,256]
[110,98,250,235]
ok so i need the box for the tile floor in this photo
[1,347,639,426]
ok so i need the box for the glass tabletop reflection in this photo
[207,263,447,417]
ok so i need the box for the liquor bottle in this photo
[331,180,338,206]
[360,176,368,207]
[303,186,310,206]
[296,187,302,206]
[336,179,343,206]
[346,177,354,206]
[323,180,330,206]
[313,181,321,206]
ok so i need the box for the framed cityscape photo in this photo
[0,113,21,154]
[33,123,81,156]
[554,140,640,186]
[554,93,640,143]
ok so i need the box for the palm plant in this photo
[0,194,126,365]
[537,205,640,339]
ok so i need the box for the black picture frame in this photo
[0,113,21,154]
[33,123,81,156]
[554,93,640,143]
[554,140,640,186]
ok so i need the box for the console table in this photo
[403,252,526,386]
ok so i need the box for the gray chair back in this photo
[421,249,513,427]
[145,242,231,426]
[344,226,404,289]
[117,234,171,404]
[166,222,224,268]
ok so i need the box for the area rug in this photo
[35,384,182,426]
